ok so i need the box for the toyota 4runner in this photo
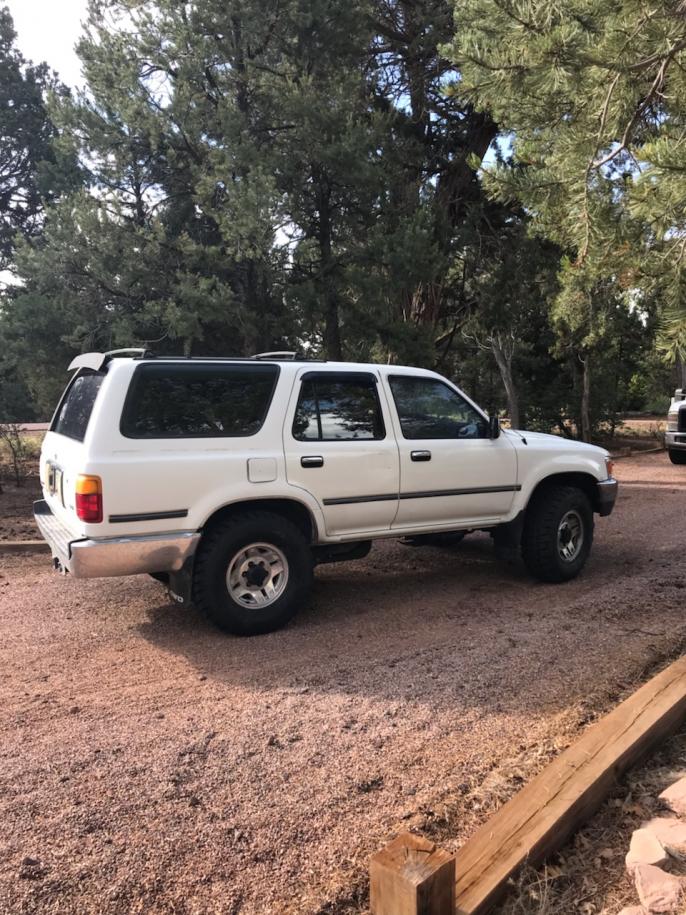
[34,350,618,635]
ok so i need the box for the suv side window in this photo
[389,376,488,440]
[121,363,279,438]
[293,373,385,441]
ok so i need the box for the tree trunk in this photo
[314,170,342,361]
[491,343,520,429]
[580,355,592,443]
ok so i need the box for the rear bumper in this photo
[33,499,200,578]
[666,431,686,451]
[596,478,618,517]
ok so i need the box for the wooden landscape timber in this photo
[0,540,49,553]
[370,655,686,915]
[370,832,455,915]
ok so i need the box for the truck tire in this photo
[192,511,314,636]
[669,449,686,465]
[522,485,593,583]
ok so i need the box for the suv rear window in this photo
[51,371,105,442]
[121,363,279,438]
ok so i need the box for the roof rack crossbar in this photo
[252,351,298,360]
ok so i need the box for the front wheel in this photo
[669,449,686,465]
[522,486,593,583]
[192,511,313,635]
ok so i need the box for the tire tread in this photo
[522,485,593,583]
[192,510,312,635]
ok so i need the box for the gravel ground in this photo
[1,452,686,915]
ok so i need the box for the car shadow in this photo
[135,520,667,722]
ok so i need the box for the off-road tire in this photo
[522,485,593,583]
[669,449,686,465]
[192,511,313,636]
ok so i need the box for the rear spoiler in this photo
[67,349,150,373]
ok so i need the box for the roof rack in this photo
[252,351,298,360]
[67,349,326,372]
[106,348,152,359]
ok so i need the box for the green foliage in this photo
[448,0,686,353]
[0,7,79,272]
[0,0,676,435]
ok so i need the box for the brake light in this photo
[75,475,103,523]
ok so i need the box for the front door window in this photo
[389,376,488,440]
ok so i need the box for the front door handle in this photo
[301,455,324,468]
[411,450,432,462]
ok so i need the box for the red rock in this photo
[641,817,686,854]
[634,863,684,913]
[626,829,669,873]
[659,776,686,817]
[617,907,648,915]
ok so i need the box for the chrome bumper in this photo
[596,478,618,517]
[33,500,200,578]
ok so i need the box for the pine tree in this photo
[448,0,686,356]
[0,7,77,272]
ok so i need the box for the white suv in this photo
[35,350,617,635]
[666,389,686,464]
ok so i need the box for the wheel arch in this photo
[525,471,601,514]
[200,498,318,543]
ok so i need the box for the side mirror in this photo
[489,415,500,439]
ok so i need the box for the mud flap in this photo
[492,510,525,561]
[166,555,195,606]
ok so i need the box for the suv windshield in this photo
[51,371,106,442]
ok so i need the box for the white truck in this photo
[666,389,686,464]
[35,350,618,635]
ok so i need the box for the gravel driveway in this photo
[2,452,686,915]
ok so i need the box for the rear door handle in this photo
[411,450,432,462]
[301,455,324,468]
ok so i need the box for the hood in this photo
[505,428,609,458]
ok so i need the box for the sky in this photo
[6,0,88,87]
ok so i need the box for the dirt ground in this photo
[2,452,686,915]
[0,476,41,540]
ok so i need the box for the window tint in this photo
[389,376,488,440]
[52,372,105,442]
[121,363,278,438]
[293,374,384,441]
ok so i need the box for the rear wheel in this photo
[522,485,593,583]
[669,449,686,465]
[193,511,313,635]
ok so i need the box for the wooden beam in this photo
[370,832,455,915]
[0,541,48,553]
[455,655,686,914]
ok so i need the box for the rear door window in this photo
[121,363,279,438]
[292,373,385,441]
[51,371,105,442]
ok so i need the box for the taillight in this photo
[75,474,103,523]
